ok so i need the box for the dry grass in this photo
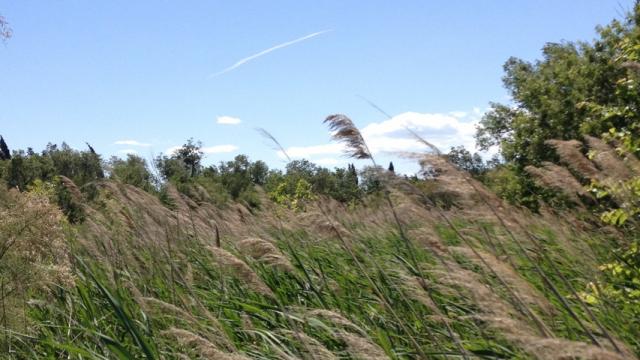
[545,139,602,181]
[305,308,369,337]
[584,136,633,181]
[392,269,440,313]
[209,246,274,296]
[525,162,590,203]
[433,260,628,359]
[279,330,338,360]
[235,237,294,272]
[161,327,250,360]
[339,331,389,360]
[448,246,554,315]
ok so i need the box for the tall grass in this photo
[2,122,638,358]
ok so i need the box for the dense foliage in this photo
[474,4,640,337]
[0,138,381,217]
[474,4,640,208]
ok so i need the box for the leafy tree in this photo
[155,139,204,182]
[360,166,384,194]
[446,146,486,176]
[476,9,638,166]
[109,154,154,191]
[348,163,358,185]
[175,138,203,177]
[331,166,361,203]
[250,160,269,186]
[217,155,253,199]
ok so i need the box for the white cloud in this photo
[210,29,332,77]
[217,116,242,125]
[279,110,485,164]
[360,111,480,153]
[114,140,151,147]
[202,145,239,154]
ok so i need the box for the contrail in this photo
[209,29,332,78]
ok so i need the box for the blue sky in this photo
[0,0,634,173]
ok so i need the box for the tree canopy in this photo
[476,6,640,166]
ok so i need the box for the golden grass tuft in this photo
[141,297,236,351]
[279,330,338,360]
[161,327,250,360]
[525,162,590,203]
[235,237,294,272]
[449,246,554,315]
[584,136,632,181]
[339,331,389,360]
[545,139,602,181]
[209,246,274,296]
[306,309,366,335]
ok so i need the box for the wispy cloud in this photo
[210,29,332,77]
[217,115,241,125]
[114,140,151,147]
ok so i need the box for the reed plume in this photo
[324,114,372,160]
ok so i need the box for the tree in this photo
[348,163,358,185]
[109,154,154,191]
[175,138,203,177]
[0,136,10,160]
[218,155,253,199]
[446,146,486,176]
[250,160,269,186]
[155,139,204,182]
[475,13,636,166]
[388,161,395,173]
[474,5,640,208]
